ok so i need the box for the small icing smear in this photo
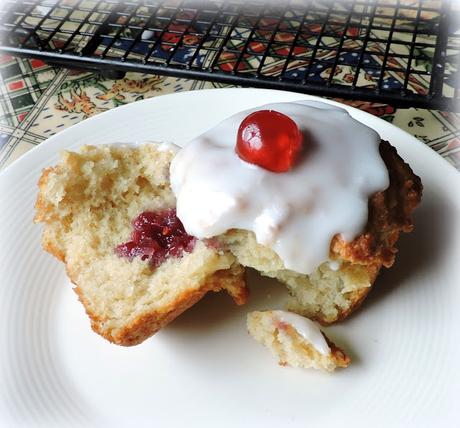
[272,310,330,355]
[170,101,389,274]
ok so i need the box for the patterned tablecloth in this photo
[0,54,459,172]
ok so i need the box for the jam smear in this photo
[115,209,196,268]
[235,110,303,173]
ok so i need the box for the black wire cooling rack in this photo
[0,0,459,110]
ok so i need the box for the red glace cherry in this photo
[235,110,303,172]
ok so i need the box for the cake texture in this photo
[34,144,248,346]
[220,141,422,324]
[247,311,350,372]
[34,136,421,345]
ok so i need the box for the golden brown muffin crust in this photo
[331,140,423,269]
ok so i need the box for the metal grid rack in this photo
[0,0,459,110]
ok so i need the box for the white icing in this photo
[170,101,389,274]
[272,310,330,356]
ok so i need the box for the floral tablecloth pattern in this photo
[0,55,459,172]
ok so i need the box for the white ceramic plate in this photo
[1,88,459,428]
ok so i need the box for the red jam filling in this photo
[115,209,196,268]
[235,110,303,172]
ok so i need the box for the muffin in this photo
[247,310,350,371]
[171,101,422,324]
[34,143,248,346]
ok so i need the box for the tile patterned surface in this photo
[0,54,459,172]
